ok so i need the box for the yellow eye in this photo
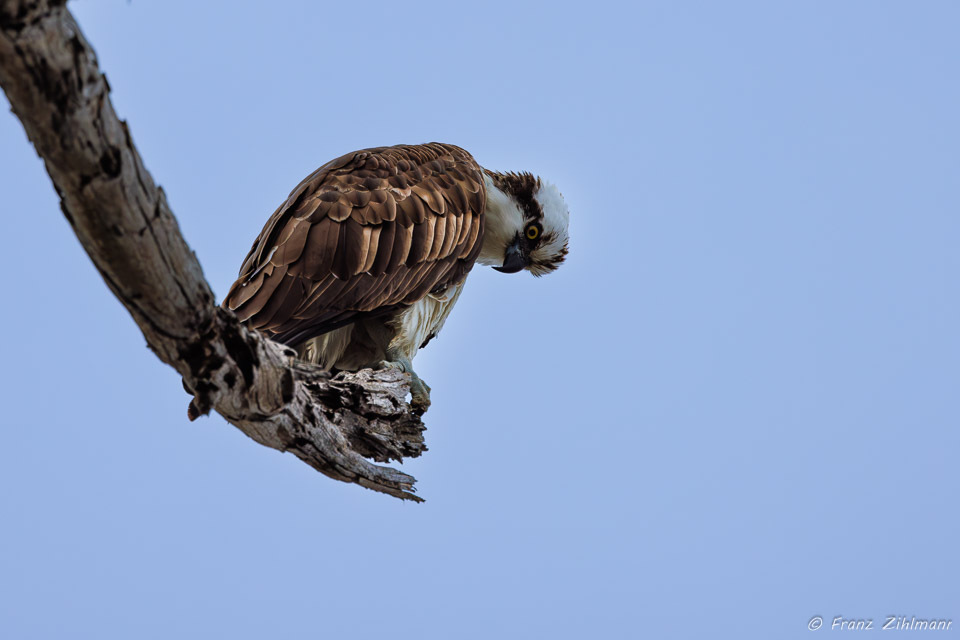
[526,225,540,241]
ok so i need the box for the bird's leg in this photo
[377,348,431,413]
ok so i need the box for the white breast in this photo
[389,282,466,359]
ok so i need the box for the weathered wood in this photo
[0,0,426,501]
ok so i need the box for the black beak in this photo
[493,238,526,273]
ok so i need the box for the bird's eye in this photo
[525,225,540,241]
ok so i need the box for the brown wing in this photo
[223,142,486,346]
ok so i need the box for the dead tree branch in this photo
[0,0,426,501]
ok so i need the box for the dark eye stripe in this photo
[484,170,544,222]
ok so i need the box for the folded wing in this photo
[223,142,486,346]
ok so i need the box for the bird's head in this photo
[479,170,570,276]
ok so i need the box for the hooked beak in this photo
[493,237,526,273]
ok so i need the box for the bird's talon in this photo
[375,359,406,373]
[408,375,432,413]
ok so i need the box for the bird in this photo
[223,142,569,412]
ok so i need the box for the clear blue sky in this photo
[1,1,957,638]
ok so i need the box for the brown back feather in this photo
[223,142,486,346]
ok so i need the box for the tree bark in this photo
[0,0,427,501]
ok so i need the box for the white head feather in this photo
[478,172,570,276]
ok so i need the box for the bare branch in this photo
[0,0,427,501]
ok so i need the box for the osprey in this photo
[224,142,569,411]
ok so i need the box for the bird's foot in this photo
[407,375,432,414]
[375,360,405,372]
[375,357,431,414]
